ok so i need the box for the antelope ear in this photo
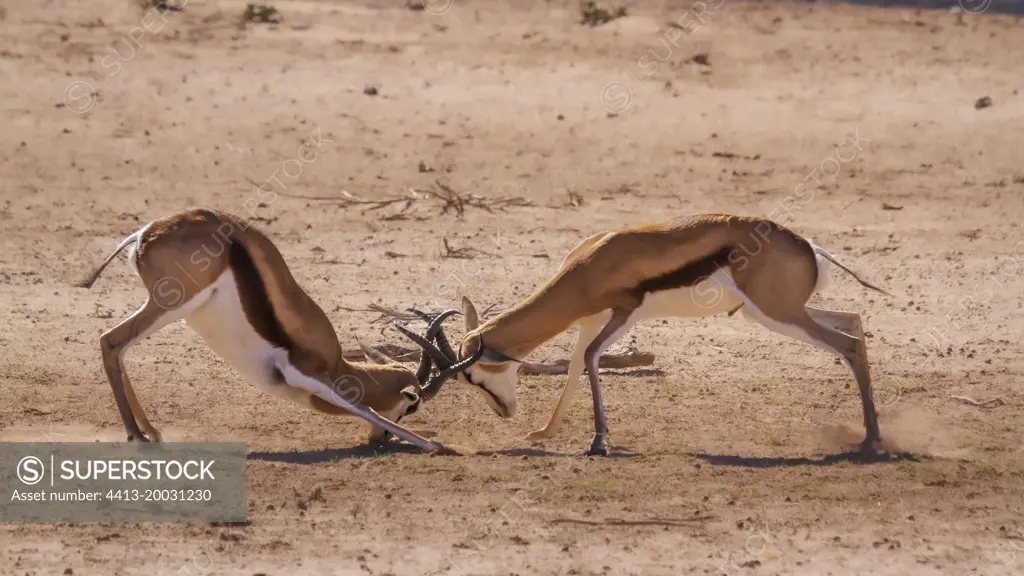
[401,386,419,403]
[462,296,480,331]
[356,336,398,365]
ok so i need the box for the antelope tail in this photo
[812,245,890,296]
[74,232,141,289]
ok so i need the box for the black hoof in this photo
[127,432,150,443]
[859,437,883,455]
[586,445,608,457]
[368,432,393,446]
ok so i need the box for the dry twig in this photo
[418,180,534,218]
[335,304,422,325]
[950,395,1006,408]
[243,178,530,220]
[440,237,493,259]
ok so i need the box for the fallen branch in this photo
[340,303,501,325]
[950,395,1006,408]
[245,177,414,211]
[343,344,655,375]
[519,352,655,375]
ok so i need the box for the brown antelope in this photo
[76,207,480,452]
[398,213,889,456]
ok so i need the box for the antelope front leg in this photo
[526,314,607,443]
[525,356,585,443]
[581,308,637,457]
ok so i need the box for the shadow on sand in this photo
[249,442,921,466]
[248,443,641,463]
[475,446,640,459]
[689,450,923,468]
[248,442,425,464]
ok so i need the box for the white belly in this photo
[634,267,743,321]
[180,271,397,420]
[184,270,284,393]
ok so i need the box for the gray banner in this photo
[0,442,247,523]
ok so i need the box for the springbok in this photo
[76,207,479,452]
[398,213,889,456]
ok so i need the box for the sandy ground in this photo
[1,0,1022,574]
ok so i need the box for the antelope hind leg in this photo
[100,299,197,442]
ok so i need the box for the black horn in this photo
[394,323,452,368]
[415,347,433,387]
[408,308,462,361]
[421,335,486,402]
[407,321,434,385]
[396,309,467,398]
[431,321,460,362]
[405,310,456,385]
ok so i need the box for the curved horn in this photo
[420,335,486,402]
[431,321,460,361]
[405,308,434,325]
[422,309,461,341]
[393,322,452,367]
[409,308,462,361]
[413,309,459,384]
[396,310,463,386]
[403,310,434,384]
[415,349,433,387]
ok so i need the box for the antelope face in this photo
[454,297,519,418]
[367,385,420,444]
[398,385,421,418]
[457,353,519,418]
[354,338,424,418]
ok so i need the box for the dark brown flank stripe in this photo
[636,245,735,295]
[228,241,295,355]
[635,220,817,297]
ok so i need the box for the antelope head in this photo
[359,309,481,421]
[396,298,518,419]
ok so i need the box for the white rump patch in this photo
[712,270,840,357]
[806,239,832,296]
